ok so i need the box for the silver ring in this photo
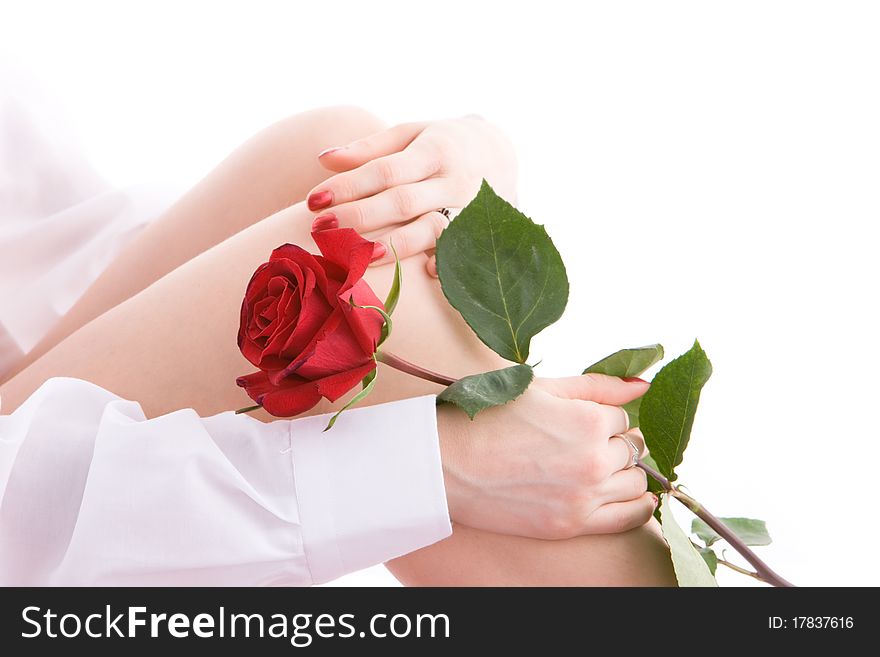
[439,207,460,224]
[612,433,640,469]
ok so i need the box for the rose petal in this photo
[276,282,301,323]
[236,361,375,416]
[294,319,372,380]
[277,266,326,355]
[312,228,375,294]
[339,279,385,355]
[252,296,278,339]
[243,260,310,368]
[314,361,377,402]
[255,295,277,323]
[312,255,347,290]
[238,263,276,361]
[281,296,333,360]
[262,270,308,355]
[268,245,331,295]
[267,275,289,297]
[243,263,274,306]
[269,243,322,268]
[236,370,323,417]
[278,304,345,377]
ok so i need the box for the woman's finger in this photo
[313,178,451,234]
[582,493,658,534]
[426,254,438,277]
[535,373,650,406]
[308,142,441,212]
[608,428,646,471]
[314,121,428,174]
[370,211,449,266]
[581,401,629,438]
[596,465,648,506]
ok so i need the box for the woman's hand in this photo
[305,116,517,275]
[436,374,656,540]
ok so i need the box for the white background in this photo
[2,0,878,586]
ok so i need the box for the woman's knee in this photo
[239,105,386,212]
[274,105,387,155]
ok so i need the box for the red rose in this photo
[236,228,385,416]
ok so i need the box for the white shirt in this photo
[0,67,452,586]
[0,378,450,586]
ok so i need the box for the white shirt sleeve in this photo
[0,377,451,586]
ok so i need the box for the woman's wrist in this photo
[435,404,470,524]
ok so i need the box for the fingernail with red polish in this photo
[623,377,648,384]
[318,146,344,157]
[371,242,387,262]
[311,214,338,232]
[307,190,333,211]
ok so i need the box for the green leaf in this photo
[638,340,712,480]
[692,517,772,547]
[583,344,665,377]
[697,546,718,575]
[659,496,718,587]
[435,180,568,363]
[620,399,642,429]
[383,241,403,317]
[323,368,378,431]
[584,345,664,428]
[437,364,534,420]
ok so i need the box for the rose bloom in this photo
[236,228,385,416]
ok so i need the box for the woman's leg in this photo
[0,199,674,586]
[9,105,387,381]
[388,522,675,586]
[0,201,505,420]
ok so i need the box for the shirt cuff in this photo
[288,395,451,584]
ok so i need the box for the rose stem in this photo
[375,350,458,386]
[638,460,794,587]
